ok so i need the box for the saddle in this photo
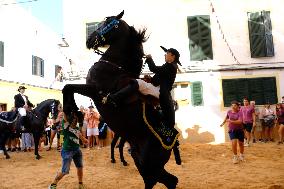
[0,111,18,124]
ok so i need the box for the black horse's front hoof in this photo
[5,155,11,159]
[122,160,129,166]
[111,159,116,163]
[36,155,42,160]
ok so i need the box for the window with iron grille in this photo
[86,22,99,40]
[32,55,44,77]
[187,15,213,61]
[248,11,274,57]
[222,77,277,107]
[0,41,4,67]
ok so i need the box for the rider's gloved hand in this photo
[145,54,154,65]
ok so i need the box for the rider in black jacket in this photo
[14,86,34,130]
[106,47,181,129]
[145,47,180,128]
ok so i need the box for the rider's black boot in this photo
[19,116,27,131]
[173,140,182,165]
[105,80,139,107]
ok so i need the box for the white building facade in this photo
[62,0,284,143]
[0,3,67,109]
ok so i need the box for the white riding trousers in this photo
[18,108,27,116]
[136,79,160,99]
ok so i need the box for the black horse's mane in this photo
[130,26,148,44]
[125,26,148,77]
[128,26,148,54]
[36,99,59,107]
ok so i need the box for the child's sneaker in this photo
[48,184,57,189]
[232,155,239,164]
[244,142,250,147]
[239,154,245,161]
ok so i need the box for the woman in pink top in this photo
[86,106,100,149]
[221,100,244,164]
[276,103,284,144]
[240,98,255,147]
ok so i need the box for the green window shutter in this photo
[0,41,4,67]
[222,79,239,107]
[248,79,264,104]
[262,11,274,56]
[222,77,277,107]
[191,81,203,106]
[187,15,213,61]
[86,22,99,40]
[262,77,277,104]
[248,11,274,57]
[236,79,249,101]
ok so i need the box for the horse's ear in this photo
[116,10,124,19]
[55,99,60,105]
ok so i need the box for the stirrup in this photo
[102,93,117,107]
[102,93,110,104]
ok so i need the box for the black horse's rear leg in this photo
[142,168,177,189]
[1,142,10,159]
[33,132,41,160]
[3,148,10,159]
[118,137,128,166]
[130,146,158,189]
[0,133,10,159]
[111,134,128,166]
[111,133,119,163]
[157,169,178,189]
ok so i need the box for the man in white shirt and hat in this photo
[14,86,34,130]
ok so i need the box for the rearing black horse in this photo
[62,11,179,189]
[0,99,61,159]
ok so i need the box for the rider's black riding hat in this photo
[18,86,27,92]
[160,46,182,66]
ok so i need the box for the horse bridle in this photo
[92,18,120,54]
[49,100,58,119]
[28,100,58,123]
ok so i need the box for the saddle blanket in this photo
[143,102,180,150]
[0,111,18,123]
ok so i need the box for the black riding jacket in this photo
[14,93,34,109]
[145,57,178,92]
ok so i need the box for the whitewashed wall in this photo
[174,69,284,143]
[0,4,67,89]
